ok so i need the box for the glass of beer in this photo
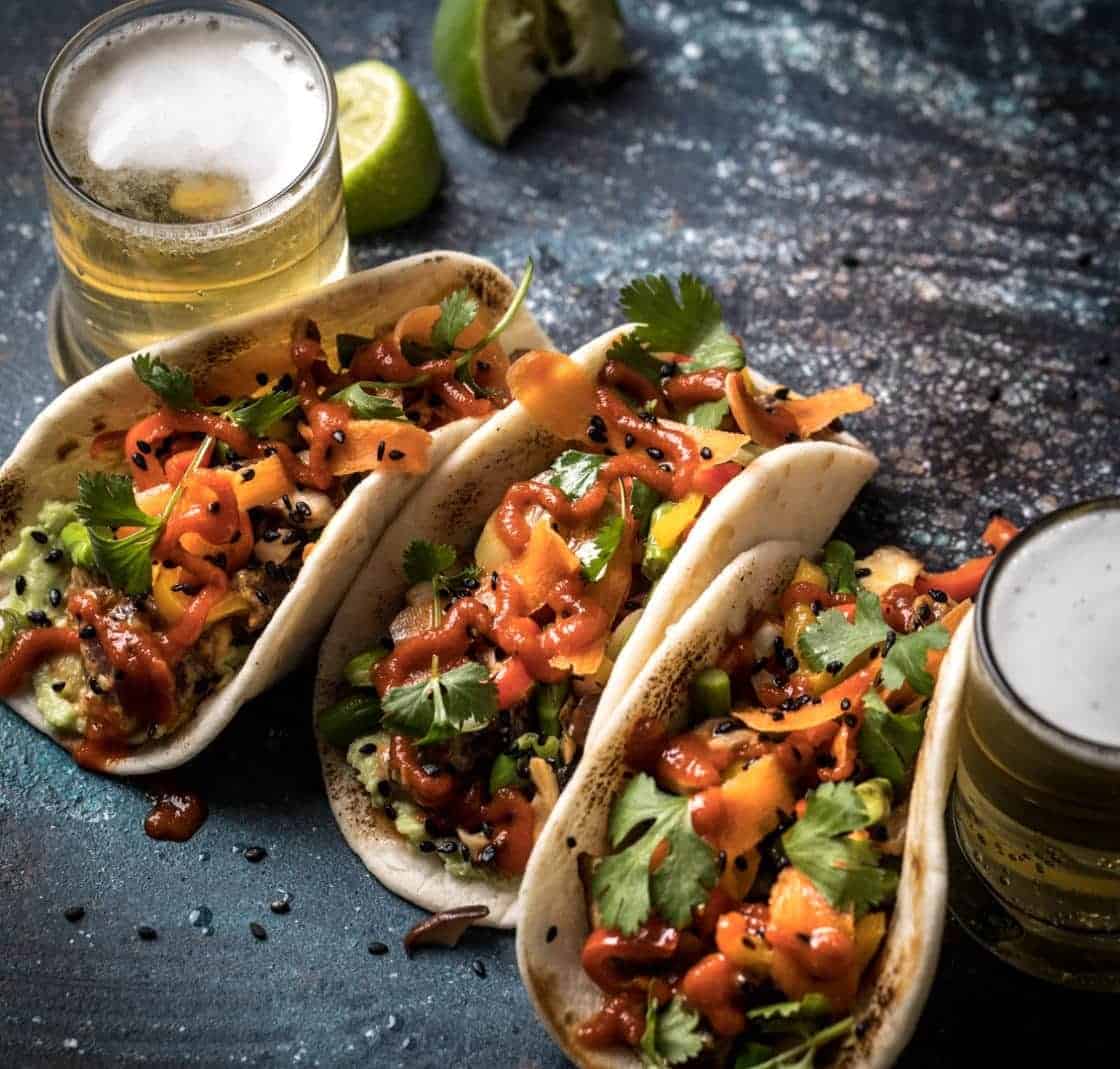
[949,497,1120,990]
[38,0,350,381]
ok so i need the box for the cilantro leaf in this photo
[336,333,373,368]
[882,624,950,696]
[747,994,831,1024]
[733,1018,854,1069]
[87,525,162,596]
[629,479,661,537]
[329,383,408,422]
[76,472,160,530]
[782,782,898,914]
[403,539,457,586]
[734,1043,779,1068]
[545,450,607,501]
[431,288,479,356]
[821,541,858,596]
[798,590,888,673]
[132,353,198,410]
[620,274,744,372]
[685,398,730,428]
[640,996,706,1068]
[859,691,926,790]
[607,331,663,385]
[381,660,497,746]
[227,391,301,436]
[577,514,624,583]
[592,773,717,934]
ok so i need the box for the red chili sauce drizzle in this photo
[144,784,208,841]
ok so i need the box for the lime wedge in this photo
[335,60,443,235]
[531,0,629,82]
[432,0,546,146]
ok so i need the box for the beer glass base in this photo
[47,285,102,385]
[947,797,1120,992]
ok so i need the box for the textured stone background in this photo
[0,0,1117,1065]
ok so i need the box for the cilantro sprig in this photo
[640,995,705,1068]
[227,391,301,436]
[592,773,718,935]
[606,331,664,385]
[732,1017,854,1069]
[798,588,950,696]
[329,384,408,422]
[619,274,745,373]
[782,781,898,914]
[381,661,498,746]
[859,691,926,789]
[132,353,199,410]
[402,539,481,628]
[821,540,858,596]
[431,288,480,356]
[577,514,625,584]
[76,437,212,595]
[544,450,607,501]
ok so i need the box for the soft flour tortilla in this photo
[0,251,551,775]
[314,326,878,927]
[517,540,972,1067]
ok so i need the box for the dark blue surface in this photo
[2,1,1119,1065]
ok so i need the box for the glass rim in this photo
[36,0,338,236]
[975,494,1120,763]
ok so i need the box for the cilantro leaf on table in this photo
[329,383,408,422]
[577,514,624,583]
[336,333,373,368]
[403,540,458,586]
[859,690,926,790]
[619,274,745,373]
[782,781,898,914]
[607,331,664,385]
[592,772,718,935]
[75,472,159,530]
[821,540,858,596]
[227,391,301,436]
[640,996,706,1068]
[685,398,730,429]
[381,660,497,746]
[797,590,889,673]
[431,288,479,356]
[132,353,199,410]
[882,624,950,696]
[545,450,607,501]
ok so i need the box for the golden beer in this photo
[949,498,1120,990]
[38,0,349,380]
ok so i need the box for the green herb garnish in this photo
[821,540,858,596]
[881,625,949,696]
[858,691,926,790]
[132,353,198,410]
[544,450,607,501]
[620,274,745,373]
[329,384,408,422]
[227,391,301,436]
[797,589,888,674]
[782,781,898,914]
[640,995,706,1068]
[577,514,624,583]
[592,772,718,934]
[380,660,497,746]
[431,288,480,357]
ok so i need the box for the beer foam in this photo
[49,12,327,218]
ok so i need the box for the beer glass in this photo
[949,497,1120,990]
[38,0,350,381]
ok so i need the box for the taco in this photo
[0,252,548,773]
[517,516,1020,1067]
[314,274,879,928]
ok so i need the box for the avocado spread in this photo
[0,501,83,732]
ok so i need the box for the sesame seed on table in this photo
[1,0,1118,1066]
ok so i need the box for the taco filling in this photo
[322,274,877,883]
[0,280,527,769]
[572,518,1018,1067]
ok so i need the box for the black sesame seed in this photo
[261,529,280,543]
[566,836,577,849]
[418,840,436,854]
[855,567,872,579]
[64,905,85,922]
[243,846,267,863]
[241,468,256,482]
[368,941,389,956]
[136,439,152,454]
[359,742,377,756]
[646,446,664,461]
[928,588,948,604]
[546,925,558,943]
[256,372,269,386]
[332,430,346,444]
[270,899,290,915]
[421,763,441,777]
[734,854,749,871]
[48,588,62,608]
[14,575,27,596]
[826,660,843,675]
[79,625,96,640]
[840,698,852,712]
[249,922,267,941]
[254,589,271,605]
[700,447,713,460]
[659,463,672,473]
[624,433,635,448]
[587,426,608,444]
[388,449,405,461]
[45,548,63,564]
[137,925,158,941]
[659,362,675,378]
[479,844,497,865]
[51,680,66,693]
[26,610,49,627]
[589,415,607,431]
[208,500,221,514]
[376,780,391,797]
[131,452,148,471]
[30,530,48,544]
[843,713,858,728]
[471,959,487,978]
[774,387,791,401]
[383,804,398,821]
